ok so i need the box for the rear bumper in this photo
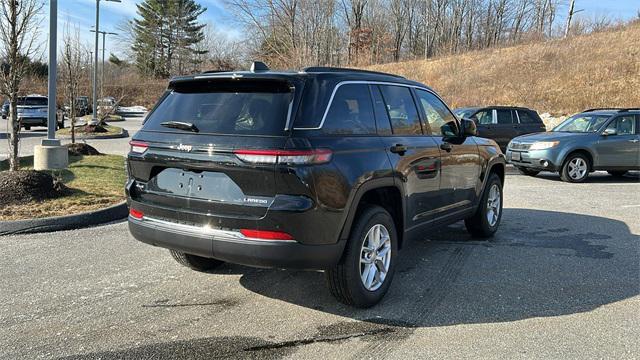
[128,215,346,270]
[19,117,47,125]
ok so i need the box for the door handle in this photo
[440,142,452,152]
[390,144,407,155]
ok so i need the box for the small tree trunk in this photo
[70,100,76,144]
[8,96,19,171]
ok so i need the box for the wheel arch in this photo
[561,148,595,171]
[338,179,406,249]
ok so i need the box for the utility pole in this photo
[90,0,120,125]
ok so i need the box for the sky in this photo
[43,0,640,60]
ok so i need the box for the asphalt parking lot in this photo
[0,116,144,160]
[1,169,638,359]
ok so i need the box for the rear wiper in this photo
[160,121,199,133]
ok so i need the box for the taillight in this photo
[240,229,295,241]
[234,149,332,165]
[129,140,148,154]
[129,208,144,220]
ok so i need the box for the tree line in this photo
[124,0,631,75]
[225,0,563,69]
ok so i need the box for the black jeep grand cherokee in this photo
[127,63,506,307]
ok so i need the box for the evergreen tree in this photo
[131,0,207,78]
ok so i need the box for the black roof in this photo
[169,66,429,90]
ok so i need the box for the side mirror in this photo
[461,118,477,137]
[602,128,616,136]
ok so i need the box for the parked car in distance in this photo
[1,100,8,119]
[507,108,640,182]
[454,106,546,152]
[126,62,506,307]
[16,95,64,130]
[76,96,90,116]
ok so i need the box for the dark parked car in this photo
[1,100,8,119]
[76,96,90,116]
[16,95,64,130]
[126,63,506,307]
[454,106,546,151]
[507,108,640,182]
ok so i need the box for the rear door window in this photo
[517,110,539,124]
[378,85,422,135]
[370,85,392,135]
[496,109,514,124]
[322,84,376,135]
[143,80,294,136]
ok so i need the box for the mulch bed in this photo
[0,170,70,206]
[66,143,101,156]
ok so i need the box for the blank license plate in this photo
[511,152,521,161]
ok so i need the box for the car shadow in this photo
[236,208,638,328]
[524,171,640,183]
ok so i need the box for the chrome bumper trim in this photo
[129,215,296,244]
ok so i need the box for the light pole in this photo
[46,0,57,143]
[91,0,120,125]
[34,0,67,170]
[90,29,118,104]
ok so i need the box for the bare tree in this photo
[0,0,43,171]
[60,23,85,144]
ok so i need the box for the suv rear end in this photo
[17,96,48,129]
[127,73,346,270]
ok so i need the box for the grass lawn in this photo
[57,124,124,137]
[0,155,126,221]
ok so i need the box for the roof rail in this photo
[302,66,405,79]
[202,70,230,74]
[583,107,640,113]
[583,108,624,112]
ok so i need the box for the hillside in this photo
[367,22,640,115]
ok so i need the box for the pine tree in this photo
[131,0,207,77]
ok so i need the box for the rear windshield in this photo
[143,79,293,136]
[18,97,47,106]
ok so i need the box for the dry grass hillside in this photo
[367,22,640,115]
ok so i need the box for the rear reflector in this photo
[240,229,295,241]
[129,208,144,220]
[234,149,332,165]
[129,141,149,154]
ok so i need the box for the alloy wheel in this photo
[359,224,391,291]
[568,157,588,180]
[486,184,501,227]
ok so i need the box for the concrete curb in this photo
[57,128,129,140]
[0,201,128,236]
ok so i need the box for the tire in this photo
[465,173,503,238]
[516,166,540,176]
[607,170,628,178]
[170,250,224,272]
[560,153,590,183]
[325,205,398,308]
[23,125,31,130]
